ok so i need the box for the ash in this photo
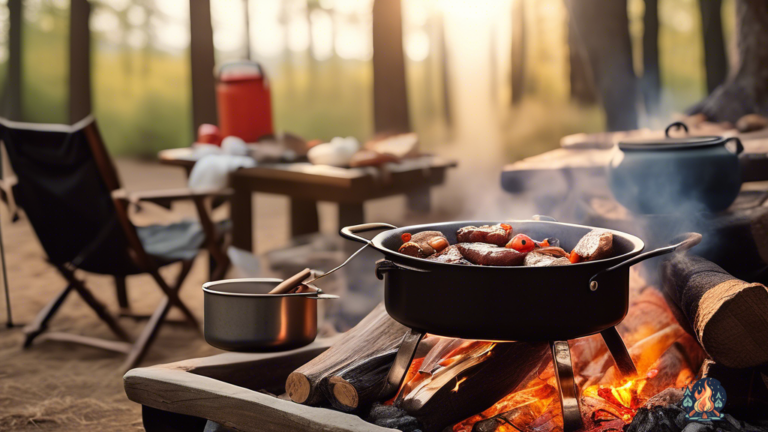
[627,403,768,432]
[367,402,422,432]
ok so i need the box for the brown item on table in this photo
[456,224,512,246]
[364,132,419,159]
[736,114,768,133]
[349,150,400,168]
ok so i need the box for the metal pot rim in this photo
[367,220,646,269]
[202,278,321,297]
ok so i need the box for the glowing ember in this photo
[452,376,468,392]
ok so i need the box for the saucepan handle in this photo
[376,259,431,280]
[307,293,340,300]
[340,222,398,245]
[588,232,702,291]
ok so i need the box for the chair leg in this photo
[115,276,129,311]
[23,284,74,347]
[57,266,131,342]
[120,297,171,372]
[121,260,198,371]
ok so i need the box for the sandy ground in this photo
[0,151,524,431]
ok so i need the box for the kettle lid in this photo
[618,122,724,151]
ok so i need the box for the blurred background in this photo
[0,0,736,159]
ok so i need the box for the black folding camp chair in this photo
[0,116,231,371]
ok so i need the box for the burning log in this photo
[639,333,705,400]
[400,341,549,432]
[662,254,768,368]
[285,303,409,406]
[599,325,686,385]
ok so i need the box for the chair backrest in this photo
[0,116,137,274]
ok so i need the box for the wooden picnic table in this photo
[159,148,457,252]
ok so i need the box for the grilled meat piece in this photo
[456,224,512,246]
[524,251,571,267]
[426,245,471,265]
[398,231,449,257]
[570,230,614,262]
[457,242,526,266]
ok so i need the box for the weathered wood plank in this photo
[124,336,395,432]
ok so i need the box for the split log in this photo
[662,254,768,368]
[701,359,768,421]
[598,325,685,385]
[326,334,440,412]
[285,303,409,405]
[639,333,705,399]
[401,341,549,432]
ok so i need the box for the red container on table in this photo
[216,61,274,143]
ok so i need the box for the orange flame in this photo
[452,376,468,392]
[694,381,714,414]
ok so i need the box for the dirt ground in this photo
[0,150,520,431]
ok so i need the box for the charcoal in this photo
[471,417,504,432]
[367,402,422,432]
[626,407,682,432]
[682,423,713,432]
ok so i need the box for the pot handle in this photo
[588,232,702,291]
[340,222,398,245]
[307,293,340,300]
[376,259,430,280]
[725,137,744,155]
[665,121,689,137]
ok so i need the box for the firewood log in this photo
[400,341,549,432]
[639,333,705,399]
[662,254,768,368]
[599,325,685,385]
[285,303,409,405]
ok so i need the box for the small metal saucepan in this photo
[202,278,338,352]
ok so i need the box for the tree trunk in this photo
[567,9,597,104]
[372,0,411,133]
[699,0,728,94]
[511,0,526,105]
[69,0,92,124]
[2,0,22,120]
[641,0,661,115]
[189,0,218,133]
[688,0,768,123]
[565,0,638,131]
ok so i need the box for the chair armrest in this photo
[112,187,233,209]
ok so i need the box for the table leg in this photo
[406,186,431,213]
[290,198,319,237]
[231,187,254,252]
[338,203,365,229]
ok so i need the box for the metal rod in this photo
[550,340,583,432]
[0,210,12,328]
[600,327,638,377]
[305,244,369,285]
[380,329,425,399]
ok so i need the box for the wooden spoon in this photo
[268,268,312,294]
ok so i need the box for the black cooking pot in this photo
[341,220,692,342]
[608,122,744,214]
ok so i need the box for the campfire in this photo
[280,263,740,432]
